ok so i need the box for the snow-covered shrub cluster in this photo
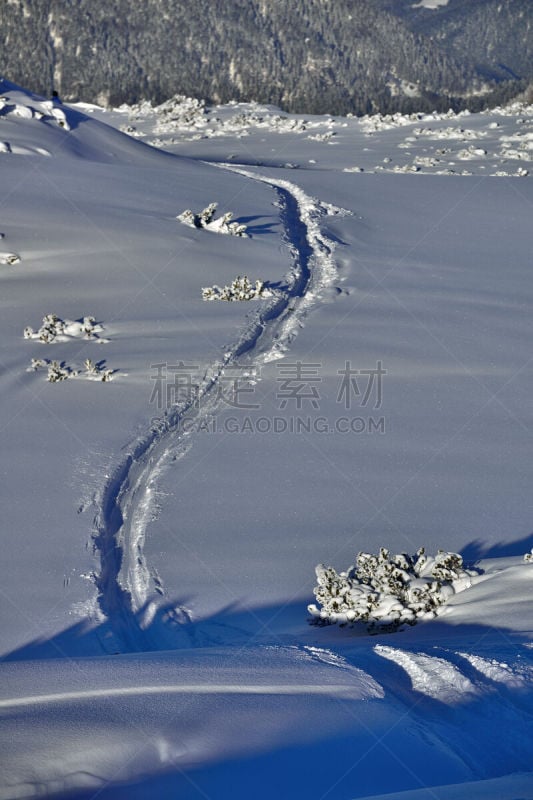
[0,251,20,264]
[25,315,114,381]
[412,126,486,141]
[500,148,531,162]
[31,359,74,383]
[119,94,207,132]
[308,547,475,632]
[30,357,114,382]
[202,275,270,302]
[153,95,207,132]
[0,232,20,264]
[481,101,533,118]
[456,146,487,160]
[23,314,107,343]
[225,110,308,135]
[82,358,114,380]
[307,131,336,142]
[491,167,529,177]
[524,549,533,563]
[178,203,248,237]
[376,163,420,174]
[359,108,471,134]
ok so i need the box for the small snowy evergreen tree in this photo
[202,275,269,301]
[199,202,218,226]
[47,360,75,382]
[84,358,98,376]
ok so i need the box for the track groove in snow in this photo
[92,166,341,652]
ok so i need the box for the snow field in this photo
[1,78,533,798]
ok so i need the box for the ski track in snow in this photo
[92,165,341,653]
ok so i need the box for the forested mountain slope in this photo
[0,0,530,114]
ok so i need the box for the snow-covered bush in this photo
[0,252,20,264]
[202,275,270,302]
[307,131,336,142]
[154,95,206,131]
[524,549,533,563]
[177,203,248,237]
[30,357,114,382]
[23,314,106,343]
[83,359,114,381]
[47,360,74,382]
[226,110,307,134]
[121,94,207,132]
[24,313,65,342]
[308,547,475,633]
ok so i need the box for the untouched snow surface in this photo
[1,80,533,799]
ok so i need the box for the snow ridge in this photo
[0,682,368,710]
[375,645,478,703]
[92,167,342,652]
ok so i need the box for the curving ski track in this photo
[92,167,342,653]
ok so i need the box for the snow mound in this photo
[0,81,70,130]
[0,79,176,165]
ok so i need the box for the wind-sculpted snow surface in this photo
[2,82,533,799]
[3,638,533,799]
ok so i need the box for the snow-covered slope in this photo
[1,80,533,799]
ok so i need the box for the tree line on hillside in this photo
[0,0,530,114]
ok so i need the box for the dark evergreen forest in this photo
[0,0,530,114]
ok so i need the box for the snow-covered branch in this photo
[178,203,248,237]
